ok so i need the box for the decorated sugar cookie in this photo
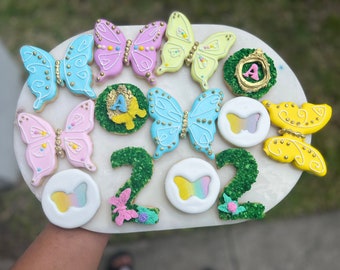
[262,100,332,176]
[94,19,166,84]
[223,48,277,99]
[216,148,265,220]
[20,34,96,112]
[156,11,236,90]
[218,97,270,147]
[109,147,159,226]
[165,158,220,214]
[95,84,148,134]
[42,169,101,229]
[147,87,224,159]
[16,100,96,186]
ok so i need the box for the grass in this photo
[0,0,339,259]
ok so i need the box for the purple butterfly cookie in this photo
[94,19,166,85]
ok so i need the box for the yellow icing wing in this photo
[156,11,194,74]
[262,100,332,135]
[111,96,146,130]
[262,100,332,176]
[263,135,327,177]
[191,32,236,90]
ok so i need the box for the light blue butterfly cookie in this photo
[147,87,224,159]
[20,34,96,111]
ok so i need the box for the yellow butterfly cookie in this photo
[262,100,332,176]
[156,11,236,90]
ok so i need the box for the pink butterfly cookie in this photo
[94,18,166,84]
[109,188,138,226]
[17,100,96,186]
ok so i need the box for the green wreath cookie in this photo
[95,83,148,134]
[223,48,277,99]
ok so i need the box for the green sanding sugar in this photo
[95,83,148,134]
[110,147,159,225]
[216,148,265,220]
[223,48,277,99]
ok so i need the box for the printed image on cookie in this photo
[223,48,277,99]
[94,19,166,84]
[20,34,96,112]
[218,97,270,148]
[41,169,101,229]
[165,158,220,214]
[95,83,148,134]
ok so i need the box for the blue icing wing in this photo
[148,87,183,159]
[19,45,57,111]
[188,89,224,159]
[59,34,96,99]
[19,34,96,111]
[147,87,223,159]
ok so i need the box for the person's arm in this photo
[11,222,110,270]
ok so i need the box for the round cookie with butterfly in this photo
[14,11,332,233]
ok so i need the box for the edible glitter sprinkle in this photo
[216,148,265,220]
[95,83,148,134]
[223,48,277,100]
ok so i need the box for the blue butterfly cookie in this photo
[147,87,224,159]
[20,34,96,111]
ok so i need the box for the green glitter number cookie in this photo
[95,84,148,134]
[216,148,265,220]
[109,147,159,226]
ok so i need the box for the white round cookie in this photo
[165,158,220,214]
[218,97,271,147]
[41,169,101,229]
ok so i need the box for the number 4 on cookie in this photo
[216,148,265,220]
[109,147,159,226]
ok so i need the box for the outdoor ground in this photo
[0,0,339,260]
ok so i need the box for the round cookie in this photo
[15,15,321,234]
[95,83,148,134]
[223,48,277,99]
[218,97,270,148]
[41,169,101,229]
[165,158,220,214]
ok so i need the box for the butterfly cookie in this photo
[147,87,224,159]
[20,35,96,112]
[262,100,332,176]
[94,19,166,84]
[156,11,236,90]
[17,100,96,186]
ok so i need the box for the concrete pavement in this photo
[100,210,340,270]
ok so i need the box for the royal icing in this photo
[217,97,270,147]
[94,19,166,84]
[95,83,148,134]
[262,100,332,176]
[165,158,220,214]
[41,169,100,229]
[156,11,236,90]
[17,100,96,186]
[223,48,277,99]
[109,147,159,226]
[20,34,96,112]
[147,87,224,159]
